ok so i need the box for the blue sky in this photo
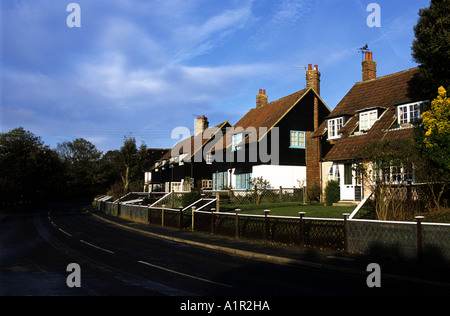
[1,0,430,152]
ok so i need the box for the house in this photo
[147,116,231,192]
[207,65,331,192]
[143,148,170,192]
[313,51,428,203]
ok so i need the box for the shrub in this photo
[181,190,202,208]
[325,180,340,206]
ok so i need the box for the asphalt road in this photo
[1,202,450,300]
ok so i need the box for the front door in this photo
[340,163,355,200]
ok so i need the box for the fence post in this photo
[191,206,196,231]
[210,208,216,235]
[161,204,165,227]
[178,206,183,230]
[216,193,220,212]
[264,210,271,242]
[343,213,350,253]
[299,212,305,246]
[279,187,283,201]
[235,209,241,239]
[416,216,424,263]
[148,205,152,224]
[171,190,175,208]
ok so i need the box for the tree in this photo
[98,150,122,189]
[56,138,102,194]
[411,0,450,98]
[421,87,450,164]
[251,176,270,204]
[119,136,148,193]
[416,86,450,211]
[0,127,61,203]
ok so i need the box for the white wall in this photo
[251,165,306,188]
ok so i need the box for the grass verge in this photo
[220,202,355,219]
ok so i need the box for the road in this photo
[1,202,450,300]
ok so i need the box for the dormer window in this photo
[328,117,343,139]
[205,153,213,164]
[359,110,378,132]
[179,153,189,165]
[397,102,421,125]
[231,133,243,151]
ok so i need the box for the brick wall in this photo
[305,131,321,198]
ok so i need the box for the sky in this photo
[1,0,430,153]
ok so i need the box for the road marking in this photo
[138,260,232,288]
[58,228,72,237]
[80,240,115,254]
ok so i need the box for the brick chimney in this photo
[306,64,321,95]
[195,115,209,135]
[362,51,376,81]
[305,64,322,196]
[256,89,268,108]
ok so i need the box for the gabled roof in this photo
[151,121,231,169]
[318,67,427,161]
[210,88,328,152]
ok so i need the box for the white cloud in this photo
[169,3,254,63]
[272,0,313,25]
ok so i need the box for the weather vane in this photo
[357,44,369,60]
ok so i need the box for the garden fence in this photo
[93,196,450,265]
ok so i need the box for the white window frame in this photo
[328,117,343,140]
[397,102,421,125]
[231,133,243,151]
[371,163,415,184]
[359,110,378,132]
[205,153,213,164]
[201,179,212,189]
[328,165,341,183]
[170,182,182,192]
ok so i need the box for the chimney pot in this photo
[362,51,376,81]
[256,89,268,108]
[195,115,209,135]
[306,64,321,95]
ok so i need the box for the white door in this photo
[340,163,355,200]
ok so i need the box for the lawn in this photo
[220,202,355,219]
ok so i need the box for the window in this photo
[359,110,377,131]
[373,163,415,184]
[290,131,306,148]
[235,173,252,189]
[205,153,213,164]
[201,179,212,189]
[328,166,334,181]
[328,165,341,183]
[231,133,243,151]
[212,172,228,190]
[398,102,421,125]
[344,164,353,185]
[171,182,182,192]
[328,117,343,139]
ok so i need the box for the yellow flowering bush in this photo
[421,86,450,148]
